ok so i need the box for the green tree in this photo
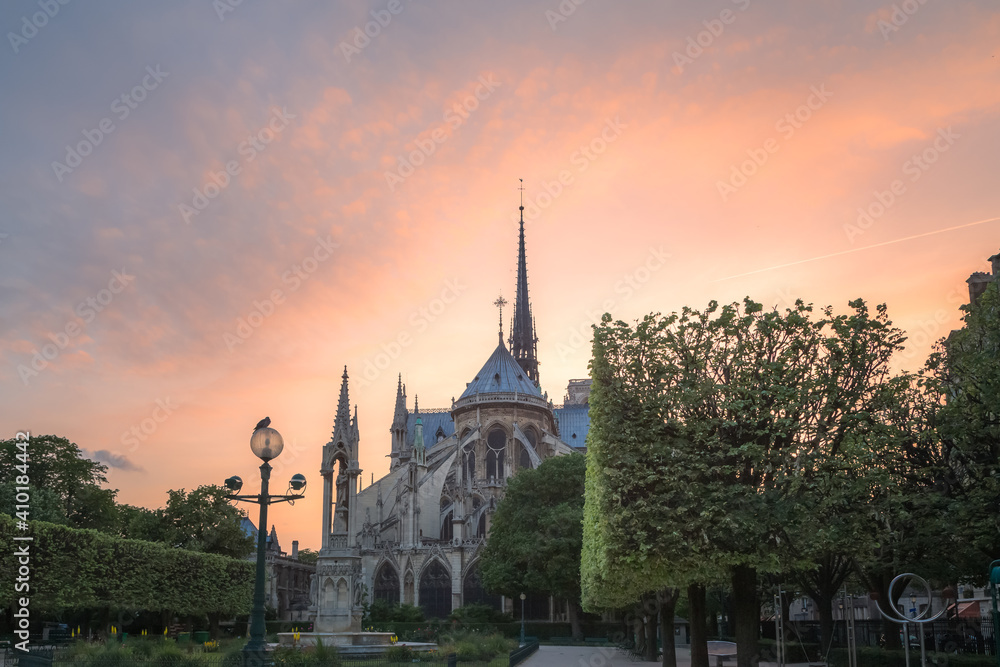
[161,485,253,558]
[918,282,1000,575]
[0,434,110,524]
[0,481,66,525]
[296,548,319,565]
[117,503,168,542]
[67,483,119,532]
[584,299,910,667]
[480,454,588,640]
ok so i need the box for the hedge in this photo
[829,647,997,667]
[0,514,253,615]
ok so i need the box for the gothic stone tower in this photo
[313,367,365,633]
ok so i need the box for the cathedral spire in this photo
[389,374,408,471]
[414,394,425,466]
[509,180,540,386]
[333,366,351,438]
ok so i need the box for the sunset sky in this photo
[1,0,998,550]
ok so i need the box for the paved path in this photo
[520,645,690,667]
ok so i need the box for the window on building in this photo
[486,427,506,479]
[519,443,532,470]
[418,560,451,619]
[374,564,400,604]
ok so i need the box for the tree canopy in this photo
[480,453,587,639]
[0,434,253,559]
[583,298,912,666]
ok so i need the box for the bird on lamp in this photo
[254,417,271,431]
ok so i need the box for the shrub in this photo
[449,604,513,624]
[828,648,997,667]
[759,638,820,662]
[437,630,516,662]
[312,638,341,666]
[385,645,415,661]
[150,641,201,666]
[366,600,427,624]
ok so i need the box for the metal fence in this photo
[762,616,997,656]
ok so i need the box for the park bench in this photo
[707,640,737,667]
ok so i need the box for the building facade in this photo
[310,205,590,631]
[241,518,315,622]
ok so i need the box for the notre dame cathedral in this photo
[310,203,591,632]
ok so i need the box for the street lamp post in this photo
[519,593,527,646]
[225,425,307,665]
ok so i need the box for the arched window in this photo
[374,564,400,604]
[486,427,506,480]
[418,560,452,619]
[477,513,486,538]
[463,564,500,609]
[441,511,453,542]
[519,443,532,471]
[466,448,476,480]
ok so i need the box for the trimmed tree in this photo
[480,453,587,640]
[584,299,910,667]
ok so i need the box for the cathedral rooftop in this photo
[458,341,542,401]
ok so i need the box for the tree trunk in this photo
[876,572,903,650]
[856,566,903,650]
[567,601,583,641]
[645,613,658,662]
[690,583,710,667]
[659,588,679,667]
[100,606,111,640]
[636,613,647,654]
[208,612,220,640]
[732,565,759,667]
[816,592,835,657]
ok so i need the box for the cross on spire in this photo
[493,294,508,344]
